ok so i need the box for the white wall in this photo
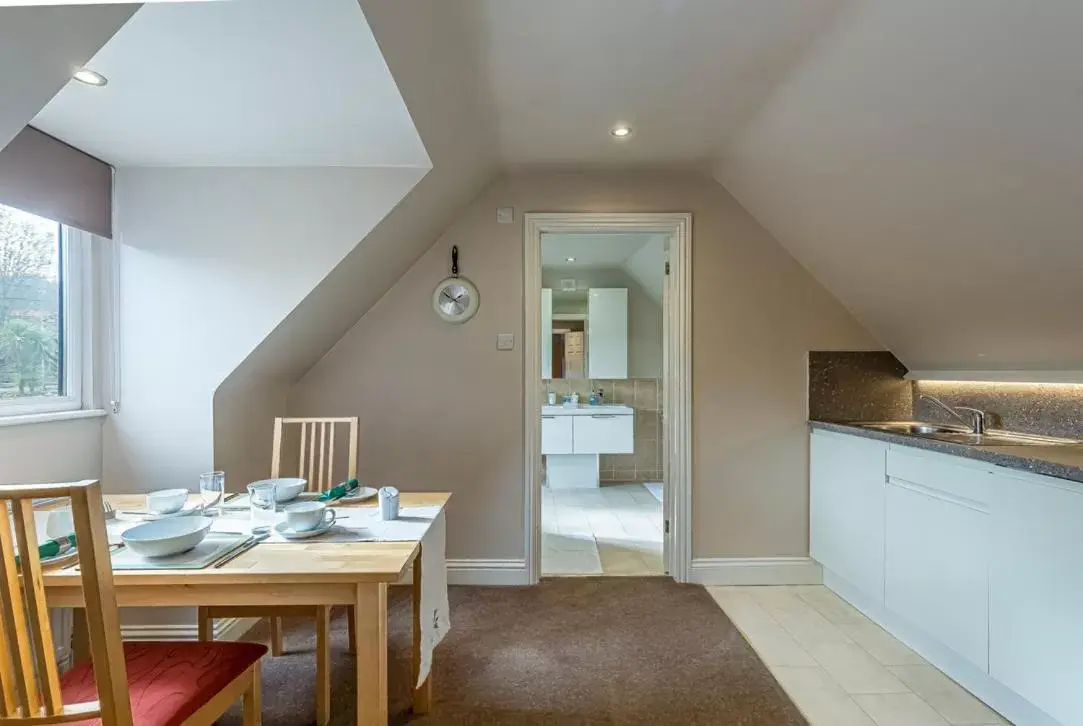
[0,418,102,484]
[103,166,425,494]
[541,267,662,379]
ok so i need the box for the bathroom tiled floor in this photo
[708,585,1011,726]
[541,483,664,576]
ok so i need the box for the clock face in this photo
[432,277,479,323]
[438,283,471,317]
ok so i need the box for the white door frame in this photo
[523,212,692,583]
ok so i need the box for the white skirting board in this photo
[122,616,259,643]
[688,557,823,585]
[446,559,530,586]
[824,569,1064,726]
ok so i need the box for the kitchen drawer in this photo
[541,415,574,455]
[572,414,634,454]
[887,445,991,507]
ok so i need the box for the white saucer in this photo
[274,520,334,540]
[340,486,378,502]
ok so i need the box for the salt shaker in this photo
[379,486,400,520]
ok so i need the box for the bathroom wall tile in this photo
[635,410,660,438]
[635,379,659,410]
[613,467,637,482]
[568,379,592,400]
[612,379,636,405]
[633,440,658,468]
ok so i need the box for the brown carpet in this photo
[221,578,806,725]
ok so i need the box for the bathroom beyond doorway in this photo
[527,213,691,580]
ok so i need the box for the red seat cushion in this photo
[61,641,267,726]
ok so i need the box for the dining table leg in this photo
[315,605,332,726]
[354,583,388,726]
[412,548,432,714]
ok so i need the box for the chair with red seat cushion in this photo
[61,641,267,726]
[0,480,264,726]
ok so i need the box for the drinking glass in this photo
[199,471,225,515]
[248,480,278,526]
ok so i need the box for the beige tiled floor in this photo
[541,483,664,576]
[708,586,1011,726]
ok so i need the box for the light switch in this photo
[496,207,514,224]
[496,333,515,350]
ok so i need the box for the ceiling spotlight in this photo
[73,68,108,87]
[610,124,632,139]
[565,257,576,262]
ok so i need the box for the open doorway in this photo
[540,233,666,576]
[524,213,692,583]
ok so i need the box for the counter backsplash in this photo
[809,351,1083,439]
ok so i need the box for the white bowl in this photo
[121,516,213,558]
[145,488,189,514]
[250,478,307,503]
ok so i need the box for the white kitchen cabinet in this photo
[572,413,634,454]
[989,469,1083,726]
[541,415,573,454]
[884,449,991,672]
[541,288,553,379]
[885,479,990,672]
[810,430,888,601]
[586,288,628,379]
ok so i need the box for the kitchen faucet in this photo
[920,394,987,434]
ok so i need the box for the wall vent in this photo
[560,278,577,292]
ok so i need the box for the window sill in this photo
[0,409,107,428]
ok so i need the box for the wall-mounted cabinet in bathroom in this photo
[586,288,628,379]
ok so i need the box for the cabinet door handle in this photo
[542,415,556,419]
[590,414,617,419]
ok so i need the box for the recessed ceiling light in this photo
[72,68,108,87]
[610,124,632,138]
[565,257,576,262]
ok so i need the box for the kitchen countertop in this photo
[542,404,634,417]
[810,420,1083,485]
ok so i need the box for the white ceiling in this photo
[0,4,135,151]
[717,0,1083,371]
[471,0,843,167]
[541,233,658,269]
[32,0,430,167]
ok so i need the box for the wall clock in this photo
[432,245,479,324]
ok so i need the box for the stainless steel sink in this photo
[852,421,1080,446]
[859,422,968,435]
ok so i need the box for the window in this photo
[0,202,85,416]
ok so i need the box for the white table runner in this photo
[210,505,450,686]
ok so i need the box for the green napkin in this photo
[318,479,359,502]
[16,533,76,565]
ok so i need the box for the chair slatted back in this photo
[0,480,131,726]
[270,417,359,493]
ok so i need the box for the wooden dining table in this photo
[40,491,452,726]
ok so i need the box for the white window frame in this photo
[0,224,89,418]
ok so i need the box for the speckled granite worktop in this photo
[810,420,1083,485]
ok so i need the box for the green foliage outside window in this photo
[0,204,61,400]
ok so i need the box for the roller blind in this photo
[0,126,112,238]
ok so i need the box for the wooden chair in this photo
[0,479,265,726]
[198,417,358,726]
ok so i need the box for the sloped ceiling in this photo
[470,0,844,166]
[33,0,428,167]
[717,0,1083,372]
[0,4,137,149]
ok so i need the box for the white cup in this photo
[285,502,336,532]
